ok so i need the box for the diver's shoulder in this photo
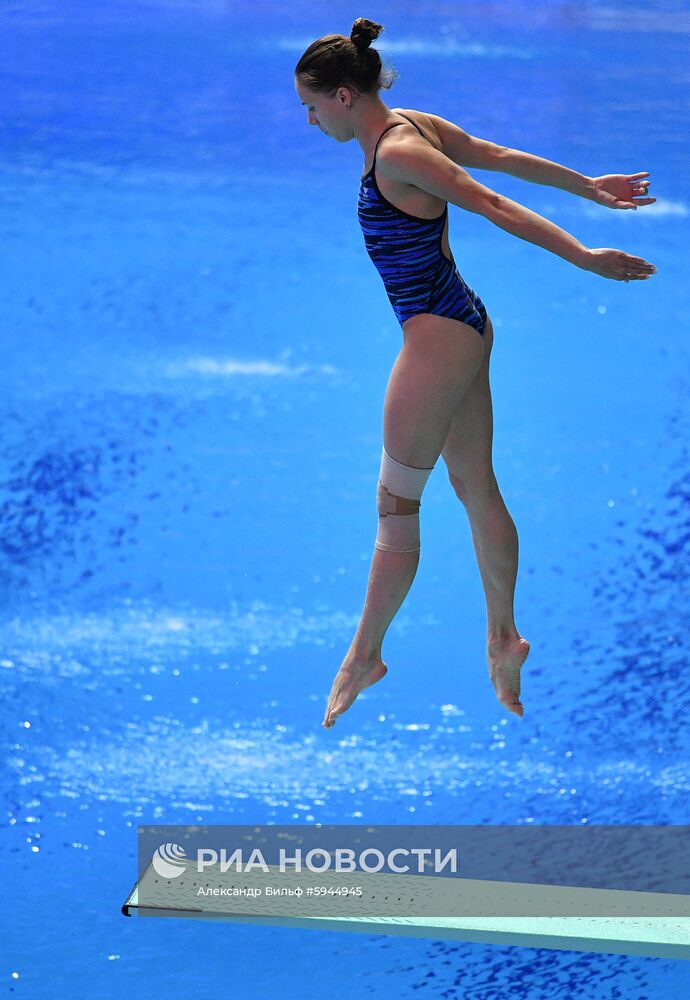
[390,108,450,154]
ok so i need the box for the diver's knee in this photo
[448,466,498,507]
[375,446,435,553]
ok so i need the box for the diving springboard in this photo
[122,880,690,961]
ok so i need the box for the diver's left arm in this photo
[379,145,657,279]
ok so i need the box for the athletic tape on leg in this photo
[375,446,435,553]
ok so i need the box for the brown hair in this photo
[294,17,398,98]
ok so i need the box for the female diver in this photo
[294,18,657,729]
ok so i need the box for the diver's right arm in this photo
[429,112,595,196]
[379,141,657,280]
[427,113,656,210]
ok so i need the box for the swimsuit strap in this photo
[371,123,405,168]
[394,112,426,137]
[370,113,428,171]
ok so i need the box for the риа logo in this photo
[151,843,188,878]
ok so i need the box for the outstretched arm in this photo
[425,113,656,210]
[380,143,657,280]
[501,149,655,211]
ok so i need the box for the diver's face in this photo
[294,77,351,140]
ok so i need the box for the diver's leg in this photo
[440,314,529,717]
[323,313,484,728]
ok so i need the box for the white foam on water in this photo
[0,601,360,678]
[580,197,687,219]
[167,358,338,378]
[587,7,690,34]
[25,714,666,818]
[277,37,535,60]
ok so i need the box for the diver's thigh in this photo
[440,314,496,493]
[383,313,485,468]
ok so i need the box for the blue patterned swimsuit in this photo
[357,113,488,335]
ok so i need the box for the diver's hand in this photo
[589,172,656,210]
[582,247,657,281]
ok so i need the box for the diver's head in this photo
[294,18,398,142]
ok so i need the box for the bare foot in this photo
[322,654,388,729]
[487,634,530,717]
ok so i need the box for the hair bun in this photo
[350,17,383,50]
[350,30,371,50]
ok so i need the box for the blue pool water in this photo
[2,1,690,996]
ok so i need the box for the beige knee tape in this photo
[375,446,434,553]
